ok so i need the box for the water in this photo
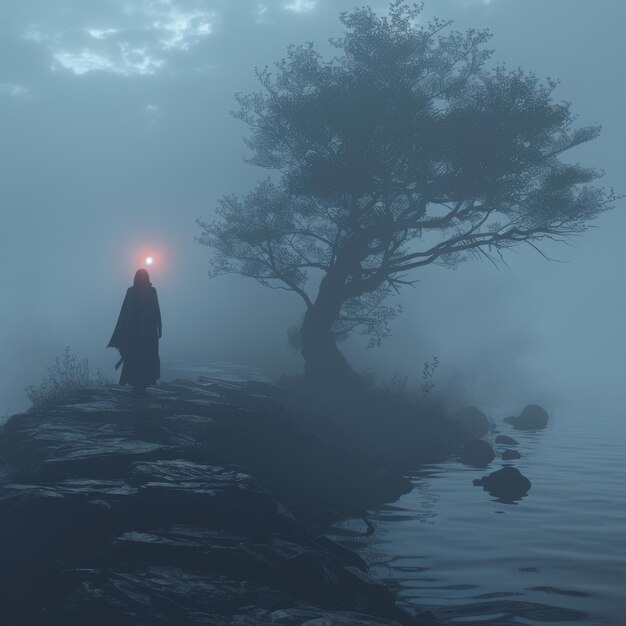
[332,400,626,626]
[5,361,624,623]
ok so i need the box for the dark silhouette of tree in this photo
[198,1,617,386]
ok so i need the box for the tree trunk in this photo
[300,270,355,388]
[301,308,354,387]
[300,235,374,388]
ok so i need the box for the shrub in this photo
[25,347,107,409]
[421,356,440,398]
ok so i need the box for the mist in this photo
[1,0,624,415]
[2,3,625,624]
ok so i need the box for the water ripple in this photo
[332,404,625,626]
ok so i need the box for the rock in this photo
[458,439,495,468]
[56,566,292,626]
[276,552,328,600]
[316,536,368,572]
[449,406,490,437]
[504,404,549,430]
[336,565,396,611]
[129,460,279,535]
[270,608,404,625]
[0,377,439,626]
[494,434,519,445]
[473,466,531,502]
[501,449,521,460]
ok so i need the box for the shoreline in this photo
[0,377,470,625]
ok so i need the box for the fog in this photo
[1,0,624,415]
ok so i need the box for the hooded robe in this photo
[108,277,162,387]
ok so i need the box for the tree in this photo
[198,1,617,386]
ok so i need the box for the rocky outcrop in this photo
[504,404,549,430]
[0,379,438,626]
[458,438,495,468]
[494,434,519,445]
[448,406,490,438]
[473,466,531,502]
[501,449,522,460]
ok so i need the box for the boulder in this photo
[458,439,495,468]
[494,434,519,445]
[473,466,531,502]
[449,406,490,437]
[501,449,521,461]
[504,404,549,430]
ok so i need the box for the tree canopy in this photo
[198,1,617,384]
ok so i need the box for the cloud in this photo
[283,0,316,13]
[10,0,334,78]
[254,3,270,24]
[0,83,28,97]
[458,0,496,7]
[19,0,218,76]
[145,103,162,124]
[87,28,120,40]
[143,2,216,51]
[53,46,164,76]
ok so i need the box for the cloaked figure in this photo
[108,269,162,390]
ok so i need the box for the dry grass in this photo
[25,347,108,409]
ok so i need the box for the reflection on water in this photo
[6,361,624,624]
[331,401,626,626]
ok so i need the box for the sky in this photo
[1,0,624,415]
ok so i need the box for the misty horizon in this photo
[2,0,624,415]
